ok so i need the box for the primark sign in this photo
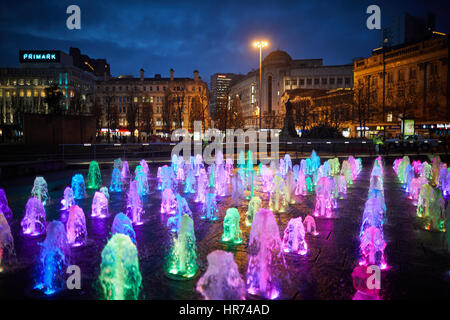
[19,50,60,63]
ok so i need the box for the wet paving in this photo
[0,156,449,300]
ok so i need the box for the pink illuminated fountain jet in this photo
[66,205,87,247]
[246,208,284,300]
[281,216,308,255]
[314,176,333,218]
[196,250,246,300]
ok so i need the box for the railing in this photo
[0,139,448,164]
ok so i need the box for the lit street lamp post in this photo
[253,41,268,130]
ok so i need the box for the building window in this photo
[337,78,343,85]
[330,78,335,85]
[299,79,305,86]
[387,112,393,122]
[321,78,327,85]
[314,78,319,85]
[398,70,404,81]
[345,77,351,85]
[307,78,312,85]
[157,86,160,91]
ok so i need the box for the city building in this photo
[353,32,449,138]
[94,68,210,140]
[283,88,354,137]
[381,13,435,48]
[0,48,105,141]
[69,47,111,79]
[229,50,354,129]
[209,73,244,116]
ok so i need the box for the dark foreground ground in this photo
[0,156,449,300]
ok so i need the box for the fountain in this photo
[260,165,274,193]
[431,156,441,186]
[60,187,75,211]
[408,177,428,204]
[417,186,445,232]
[113,158,123,172]
[305,176,314,193]
[360,198,385,238]
[140,159,150,178]
[71,174,87,199]
[335,174,347,198]
[109,168,122,192]
[21,197,46,236]
[34,221,70,295]
[420,162,432,181]
[269,175,288,213]
[443,172,450,198]
[134,165,149,196]
[245,196,262,227]
[194,167,207,203]
[231,173,244,207]
[91,191,109,219]
[310,150,321,173]
[208,163,216,188]
[246,168,257,199]
[412,160,422,176]
[329,158,340,176]
[99,233,142,300]
[66,205,87,247]
[281,216,307,255]
[165,214,198,279]
[0,189,12,219]
[397,156,410,184]
[171,153,179,173]
[225,157,234,184]
[246,208,283,299]
[31,176,49,205]
[87,161,102,190]
[283,154,292,177]
[111,213,136,244]
[167,194,192,233]
[340,160,353,185]
[100,186,110,201]
[161,188,177,215]
[293,164,299,181]
[351,265,380,300]
[126,181,144,225]
[303,215,319,236]
[196,250,246,300]
[314,176,333,218]
[0,212,14,272]
[214,164,227,197]
[294,171,307,196]
[221,208,243,244]
[300,159,307,175]
[403,164,414,191]
[201,191,218,221]
[359,226,387,269]
[194,153,203,176]
[438,166,448,189]
[177,166,185,183]
[121,160,132,185]
[285,171,296,204]
[184,167,196,194]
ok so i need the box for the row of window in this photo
[101,85,204,93]
[285,77,351,87]
[104,95,193,104]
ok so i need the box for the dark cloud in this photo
[1,0,449,83]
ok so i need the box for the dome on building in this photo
[263,50,292,67]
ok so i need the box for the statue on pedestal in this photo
[280,98,298,140]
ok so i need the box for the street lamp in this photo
[253,40,268,130]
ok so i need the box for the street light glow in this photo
[253,40,268,48]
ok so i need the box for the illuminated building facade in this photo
[209,73,244,116]
[94,68,210,139]
[353,33,449,138]
[0,48,102,140]
[229,50,353,129]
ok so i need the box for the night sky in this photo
[1,0,449,84]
